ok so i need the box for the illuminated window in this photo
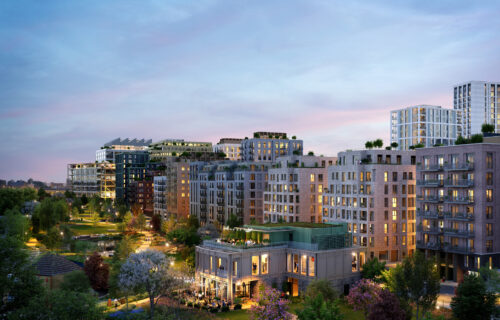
[310,174,315,182]
[384,172,388,182]
[252,256,259,275]
[233,261,238,276]
[293,254,299,273]
[301,255,307,275]
[309,257,315,276]
[384,224,388,234]
[392,198,397,207]
[261,254,268,274]
[392,210,397,220]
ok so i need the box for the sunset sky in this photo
[1,0,499,182]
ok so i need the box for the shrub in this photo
[234,303,242,310]
[221,306,230,312]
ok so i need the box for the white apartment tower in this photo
[454,81,500,137]
[391,105,459,150]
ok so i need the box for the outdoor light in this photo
[170,261,174,266]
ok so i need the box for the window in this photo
[486,172,493,185]
[293,254,299,273]
[392,172,398,182]
[261,254,268,274]
[392,223,397,233]
[384,210,388,220]
[384,198,388,207]
[486,224,493,236]
[384,185,388,194]
[287,254,292,272]
[384,172,388,182]
[252,256,259,275]
[392,198,397,207]
[301,255,307,275]
[486,189,493,202]
[309,257,315,276]
[210,256,213,272]
[486,152,493,169]
[233,261,238,276]
[486,206,493,219]
[384,224,388,234]
[392,210,397,220]
[310,174,315,182]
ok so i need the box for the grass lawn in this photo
[64,221,118,235]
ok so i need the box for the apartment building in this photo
[454,81,500,137]
[264,155,337,224]
[163,159,190,219]
[67,162,116,199]
[195,223,365,301]
[391,105,459,150]
[190,161,270,226]
[149,139,213,162]
[115,151,149,203]
[241,132,303,162]
[214,138,242,161]
[128,180,154,215]
[416,143,500,281]
[153,176,167,217]
[324,150,417,262]
[96,138,151,163]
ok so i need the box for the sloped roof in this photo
[34,253,82,276]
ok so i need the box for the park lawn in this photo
[65,221,118,235]
[215,309,249,320]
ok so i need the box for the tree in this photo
[37,187,50,201]
[116,203,128,221]
[479,266,500,294]
[226,213,242,229]
[365,141,374,149]
[42,226,62,249]
[0,208,30,241]
[346,279,383,318]
[451,274,496,320]
[373,139,383,148]
[113,235,135,263]
[119,250,179,319]
[455,135,467,145]
[361,258,386,282]
[8,290,104,320]
[32,198,69,232]
[470,134,483,143]
[151,214,162,232]
[385,251,440,320]
[0,188,36,215]
[307,151,314,156]
[84,252,109,291]
[297,293,343,320]
[250,285,292,320]
[0,237,44,314]
[391,142,399,148]
[161,215,176,234]
[481,123,495,133]
[186,214,200,230]
[60,270,91,293]
[367,289,407,320]
[304,279,337,302]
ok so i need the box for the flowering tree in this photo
[367,289,407,320]
[119,249,179,319]
[250,285,292,320]
[346,279,383,318]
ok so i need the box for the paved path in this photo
[437,281,458,309]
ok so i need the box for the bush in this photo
[221,306,229,312]
[187,302,193,307]
[210,307,219,313]
[234,303,242,310]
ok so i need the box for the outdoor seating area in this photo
[177,289,246,313]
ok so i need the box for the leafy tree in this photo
[455,135,467,145]
[373,139,383,148]
[81,194,88,205]
[0,188,36,215]
[365,141,374,149]
[136,212,146,231]
[451,274,496,320]
[391,142,399,148]
[64,190,76,199]
[113,235,135,263]
[60,270,91,293]
[8,290,104,320]
[307,151,314,156]
[385,251,440,320]
[37,187,50,201]
[130,203,143,216]
[186,214,200,230]
[119,250,179,319]
[0,208,31,241]
[479,266,500,294]
[250,285,292,320]
[481,123,495,133]
[367,289,406,320]
[32,198,69,232]
[226,213,242,229]
[470,134,483,143]
[116,203,129,221]
[361,258,386,282]
[151,214,162,232]
[0,237,44,314]
[42,226,62,249]
[166,228,200,247]
[161,215,176,234]
[297,293,343,320]
[84,252,109,291]
[304,279,337,302]
[346,279,382,318]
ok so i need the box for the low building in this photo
[264,155,337,223]
[67,162,116,199]
[214,138,242,161]
[195,223,365,301]
[96,138,151,163]
[241,132,303,162]
[34,253,82,290]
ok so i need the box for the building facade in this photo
[149,139,213,162]
[241,132,303,162]
[67,162,116,199]
[391,105,459,150]
[195,223,365,301]
[324,150,417,262]
[416,143,500,281]
[454,81,500,138]
[264,155,337,224]
[153,176,167,217]
[96,138,151,163]
[190,161,270,226]
[214,138,242,161]
[115,151,149,203]
[128,180,154,216]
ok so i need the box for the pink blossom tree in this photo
[346,278,383,318]
[250,285,292,320]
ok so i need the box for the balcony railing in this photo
[417,210,443,219]
[417,195,444,203]
[444,196,474,204]
[417,180,443,187]
[442,244,474,254]
[444,179,474,187]
[417,164,443,172]
[443,228,474,237]
[416,240,442,250]
[443,212,474,221]
[444,163,474,171]
[417,225,443,234]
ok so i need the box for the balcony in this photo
[217,185,224,190]
[417,195,444,203]
[217,199,225,205]
[444,179,474,187]
[444,196,474,204]
[417,225,443,234]
[200,198,207,204]
[417,164,443,172]
[416,240,442,250]
[200,190,207,196]
[417,179,443,187]
[444,163,474,171]
[443,228,474,238]
[442,244,474,254]
[443,212,474,221]
[236,193,244,200]
[236,184,244,191]
[417,210,443,219]
[200,184,207,189]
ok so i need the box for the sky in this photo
[1,0,500,182]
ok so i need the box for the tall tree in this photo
[346,279,382,319]
[361,258,386,282]
[304,279,338,301]
[367,289,407,320]
[385,251,440,320]
[151,214,162,232]
[60,270,91,293]
[481,123,495,133]
[0,208,31,241]
[451,274,496,320]
[297,293,343,320]
[119,250,179,319]
[84,252,109,291]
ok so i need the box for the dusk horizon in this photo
[2,0,500,182]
